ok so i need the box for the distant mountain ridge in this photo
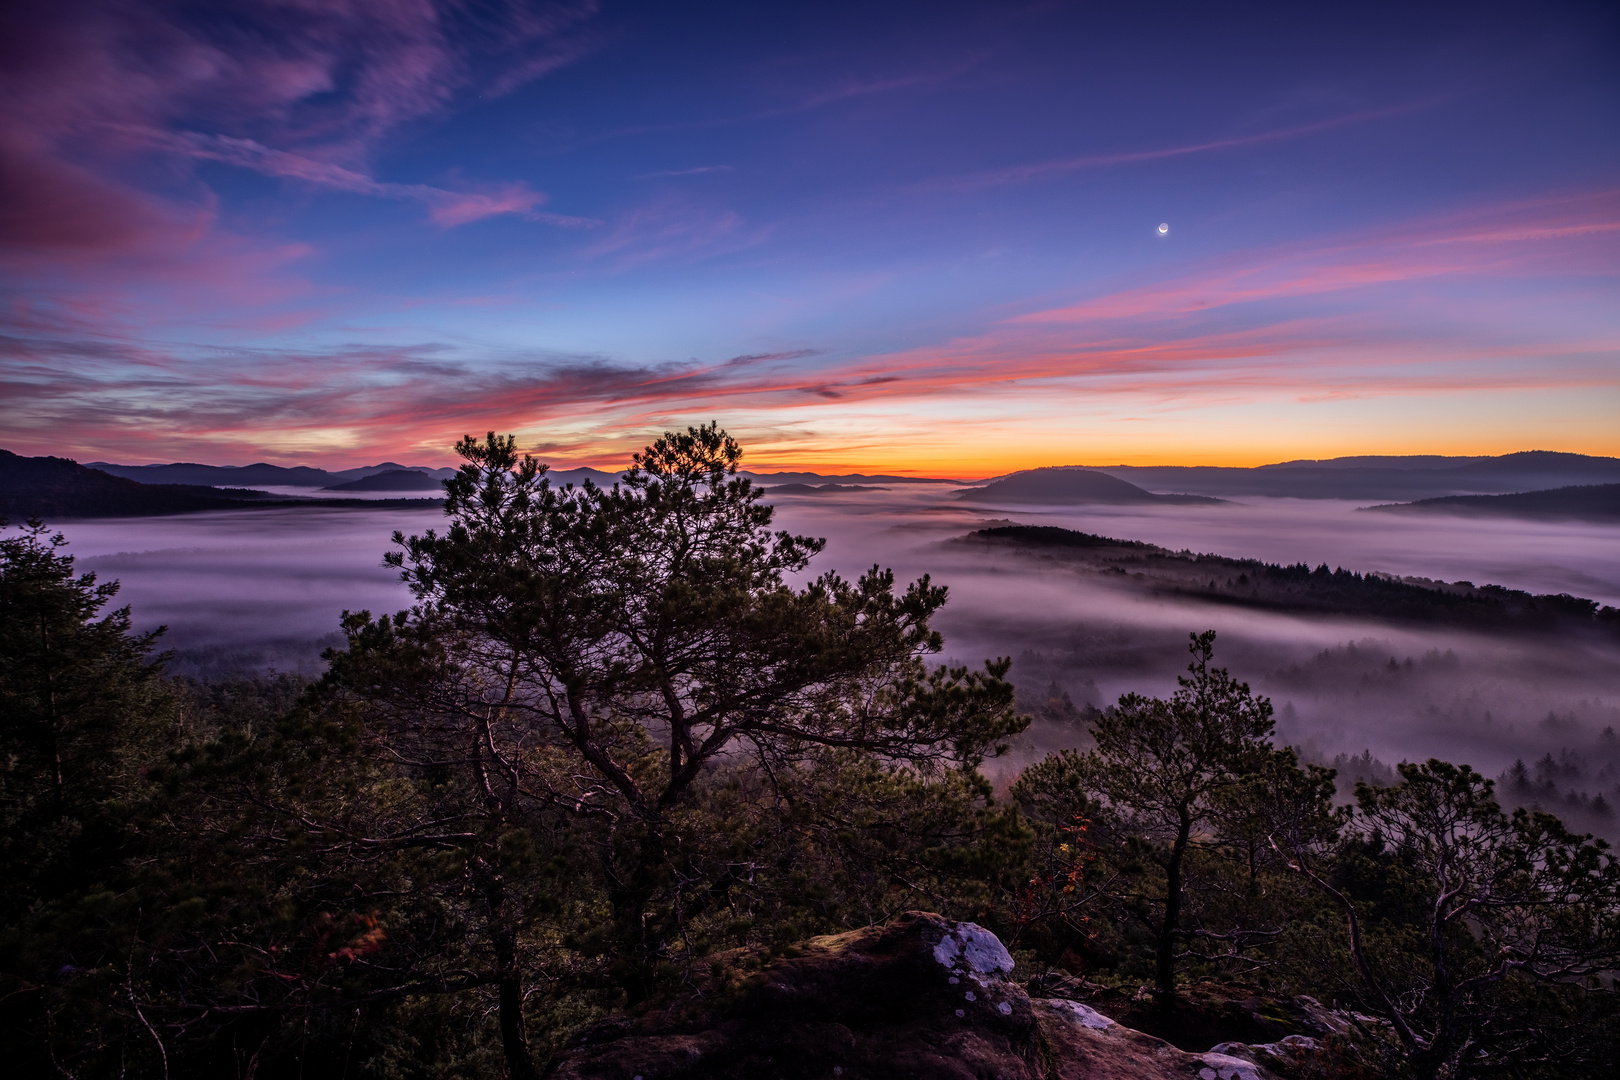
[1087,451,1620,500]
[55,449,1620,504]
[85,460,458,488]
[759,483,887,495]
[1,450,441,519]
[322,469,445,492]
[2,450,283,519]
[1364,483,1620,522]
[744,471,963,485]
[82,457,970,488]
[957,467,1224,506]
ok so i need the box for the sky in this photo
[2,0,1617,474]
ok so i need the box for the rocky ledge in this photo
[547,912,1337,1079]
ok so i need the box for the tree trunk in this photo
[607,823,670,1007]
[478,852,539,1080]
[36,612,65,817]
[493,922,539,1080]
[1268,837,1421,1053]
[1156,810,1191,997]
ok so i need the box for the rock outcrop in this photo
[546,912,1310,1079]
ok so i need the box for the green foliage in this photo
[324,425,1028,1070]
[1014,638,1620,1076]
[1057,631,1284,994]
[0,521,171,916]
[1346,762,1620,1077]
[0,520,177,1076]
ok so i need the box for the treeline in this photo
[3,429,1618,1080]
[1368,483,1620,523]
[1501,748,1620,825]
[964,524,1620,633]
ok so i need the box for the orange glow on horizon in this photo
[520,431,1620,480]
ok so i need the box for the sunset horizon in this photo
[4,3,1615,472]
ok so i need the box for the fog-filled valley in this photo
[47,480,1620,835]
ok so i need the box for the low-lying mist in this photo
[65,506,438,678]
[54,483,1620,831]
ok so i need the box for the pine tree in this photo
[0,520,170,921]
[327,426,1027,1074]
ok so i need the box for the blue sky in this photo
[2,0,1616,472]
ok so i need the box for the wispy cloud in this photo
[934,96,1454,191]
[159,131,596,228]
[599,56,980,141]
[0,336,741,463]
[0,0,601,256]
[1012,189,1620,326]
[640,165,735,178]
[6,189,1616,466]
[582,197,772,267]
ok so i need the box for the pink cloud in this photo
[154,131,593,229]
[5,188,1615,467]
[430,185,551,227]
[584,197,770,267]
[729,191,1620,406]
[0,131,209,255]
[0,0,603,386]
[1012,190,1620,326]
[0,0,599,261]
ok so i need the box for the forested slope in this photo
[957,524,1620,634]
[1365,483,1620,522]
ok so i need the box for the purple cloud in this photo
[0,0,600,253]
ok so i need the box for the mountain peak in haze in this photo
[957,467,1222,506]
[322,469,444,493]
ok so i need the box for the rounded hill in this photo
[321,469,444,492]
[957,467,1222,505]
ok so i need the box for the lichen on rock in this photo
[931,921,1016,986]
[1043,999,1115,1030]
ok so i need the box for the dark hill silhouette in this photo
[85,461,337,487]
[2,450,443,519]
[746,471,963,485]
[321,469,443,492]
[1364,483,1620,522]
[957,467,1222,506]
[85,460,459,487]
[542,466,627,487]
[760,483,886,495]
[336,461,456,482]
[65,450,1620,504]
[1445,451,1620,481]
[1,450,280,519]
[1091,452,1620,501]
[1258,455,1488,470]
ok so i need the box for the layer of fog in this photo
[223,485,442,501]
[50,484,1620,831]
[64,507,439,676]
[772,489,1620,831]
